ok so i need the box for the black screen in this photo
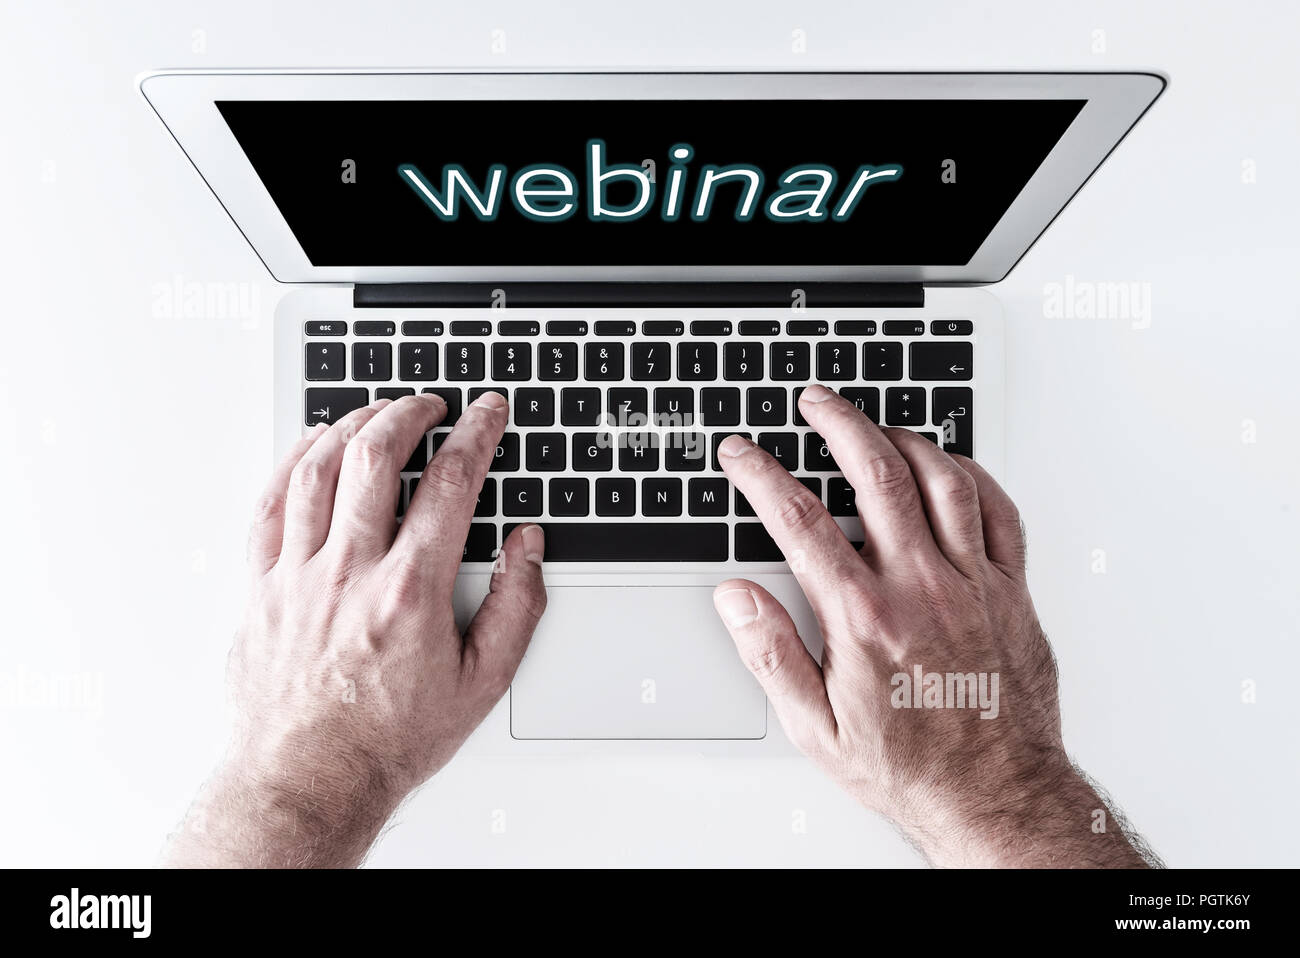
[216,98,1084,267]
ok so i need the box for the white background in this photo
[1,0,1296,867]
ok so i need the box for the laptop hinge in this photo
[352,282,924,310]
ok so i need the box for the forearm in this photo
[161,759,401,869]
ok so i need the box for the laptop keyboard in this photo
[302,316,974,563]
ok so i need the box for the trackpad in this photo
[510,586,767,740]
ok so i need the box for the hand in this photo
[164,391,547,867]
[712,384,1152,868]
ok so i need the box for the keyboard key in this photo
[540,343,578,381]
[827,477,857,516]
[548,478,590,516]
[354,320,395,336]
[739,320,780,336]
[421,387,462,425]
[688,478,730,516]
[724,342,763,380]
[863,342,903,381]
[839,387,880,423]
[463,524,496,562]
[885,387,925,425]
[883,320,925,336]
[931,320,974,336]
[833,320,876,336]
[498,320,540,336]
[513,387,555,426]
[546,320,587,336]
[402,321,444,336]
[469,386,508,407]
[399,342,438,381]
[607,387,649,427]
[700,387,741,426]
[746,388,787,425]
[804,432,839,471]
[451,320,492,336]
[909,342,972,381]
[711,431,752,470]
[917,431,940,444]
[304,387,367,426]
[305,343,345,381]
[595,477,636,516]
[932,387,973,457]
[618,433,660,472]
[585,342,624,380]
[770,342,810,380]
[642,478,683,517]
[735,488,756,517]
[305,321,346,336]
[631,342,671,381]
[490,432,520,471]
[525,433,566,471]
[492,342,532,381]
[786,319,828,335]
[689,320,732,336]
[734,523,783,561]
[445,342,485,381]
[664,432,707,471]
[757,432,799,470]
[572,433,614,471]
[653,388,694,428]
[595,320,636,336]
[797,476,823,500]
[502,522,727,561]
[474,478,496,517]
[375,387,415,401]
[352,343,392,381]
[642,320,684,336]
[403,433,429,473]
[561,387,601,425]
[816,342,856,381]
[502,478,543,517]
[678,342,717,381]
[792,386,809,426]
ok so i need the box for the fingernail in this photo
[801,384,835,403]
[714,588,759,628]
[521,524,545,565]
[717,434,753,459]
[421,392,447,409]
[371,397,394,410]
[473,390,508,410]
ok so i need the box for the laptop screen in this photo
[216,98,1084,269]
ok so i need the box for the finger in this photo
[280,401,387,565]
[717,434,868,628]
[326,393,447,563]
[797,384,936,564]
[462,524,547,698]
[952,456,1027,575]
[247,424,328,576]
[394,390,509,585]
[883,428,985,575]
[713,579,837,756]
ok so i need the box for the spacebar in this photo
[503,523,728,561]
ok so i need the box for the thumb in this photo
[463,524,547,696]
[713,579,837,757]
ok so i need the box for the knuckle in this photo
[253,491,285,524]
[423,450,478,496]
[289,457,326,496]
[345,432,396,472]
[772,489,826,536]
[861,453,914,495]
[935,469,980,510]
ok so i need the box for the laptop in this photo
[140,70,1164,749]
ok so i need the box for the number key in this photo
[584,342,624,381]
[445,342,485,381]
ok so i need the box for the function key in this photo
[402,320,444,336]
[304,321,346,336]
[739,320,780,336]
[786,319,828,336]
[353,320,395,336]
[931,320,974,336]
[451,320,493,336]
[883,320,926,336]
[642,320,684,336]
[498,320,540,336]
[595,320,637,336]
[834,320,877,336]
[547,320,588,336]
[690,320,732,336]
